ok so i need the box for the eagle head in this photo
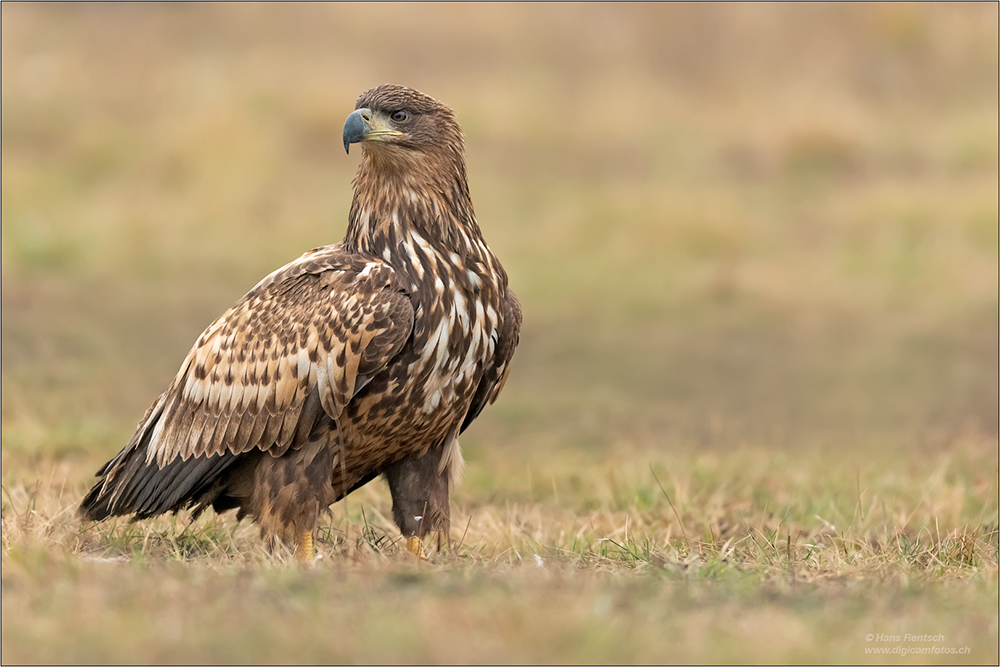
[343,84,464,167]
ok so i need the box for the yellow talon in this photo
[295,531,315,561]
[406,536,428,560]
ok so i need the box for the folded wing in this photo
[81,244,413,519]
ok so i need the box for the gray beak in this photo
[343,108,371,154]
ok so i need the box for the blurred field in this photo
[2,3,998,664]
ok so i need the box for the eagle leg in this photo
[383,446,453,556]
[248,441,334,561]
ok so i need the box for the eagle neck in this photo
[344,157,501,284]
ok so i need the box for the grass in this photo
[2,3,998,664]
[3,440,997,663]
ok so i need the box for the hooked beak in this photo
[343,108,403,154]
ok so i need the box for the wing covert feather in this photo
[114,244,413,469]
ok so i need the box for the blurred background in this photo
[2,3,997,487]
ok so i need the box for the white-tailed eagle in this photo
[80,84,522,560]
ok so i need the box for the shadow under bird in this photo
[79,84,522,561]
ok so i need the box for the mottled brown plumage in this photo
[80,84,522,557]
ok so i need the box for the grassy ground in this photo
[2,4,998,664]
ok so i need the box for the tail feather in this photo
[155,453,237,515]
[79,441,241,521]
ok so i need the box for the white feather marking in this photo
[474,300,485,329]
[421,317,451,369]
[147,415,167,465]
[297,347,310,384]
[410,229,434,254]
[207,376,222,412]
[240,375,256,412]
[229,380,245,413]
[315,364,336,417]
[438,427,465,484]
[423,389,441,413]
[209,332,223,358]
[403,232,428,279]
[256,381,270,414]
[453,292,468,330]
[358,208,371,238]
[192,379,207,406]
[410,252,425,279]
[466,270,481,289]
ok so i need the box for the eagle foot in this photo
[406,536,428,560]
[295,531,315,562]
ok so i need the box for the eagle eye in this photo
[389,109,409,123]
